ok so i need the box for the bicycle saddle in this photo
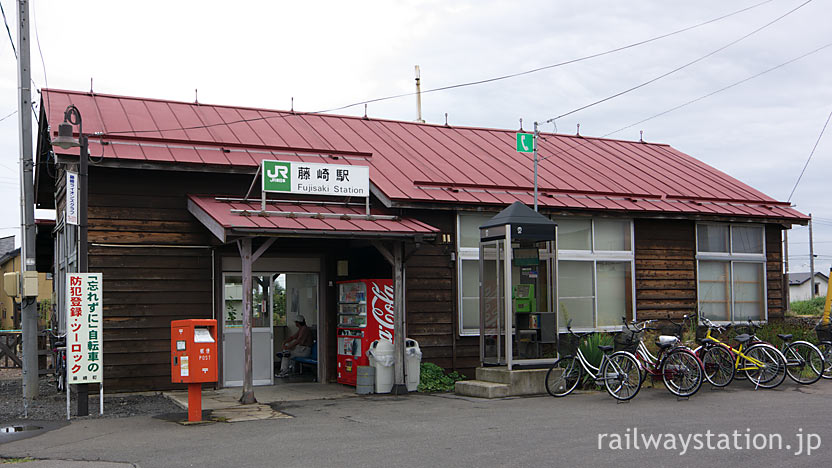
[597,345,614,353]
[656,335,679,349]
[733,333,753,344]
[777,334,793,342]
[699,338,717,346]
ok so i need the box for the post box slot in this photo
[193,328,215,343]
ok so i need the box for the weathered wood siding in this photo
[88,167,246,391]
[634,219,697,320]
[405,210,478,376]
[766,224,785,319]
[634,219,786,321]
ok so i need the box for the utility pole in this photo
[533,121,539,212]
[17,0,38,403]
[809,214,816,298]
[783,230,790,313]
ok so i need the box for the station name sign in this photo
[261,160,370,197]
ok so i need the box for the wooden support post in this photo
[372,240,408,394]
[238,238,256,404]
[392,241,407,394]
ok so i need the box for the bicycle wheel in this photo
[783,341,823,385]
[701,345,735,387]
[744,344,786,389]
[545,356,582,397]
[662,349,703,397]
[817,342,832,380]
[602,352,641,401]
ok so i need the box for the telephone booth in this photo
[479,202,557,370]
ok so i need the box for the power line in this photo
[0,109,17,123]
[316,0,778,115]
[100,0,776,137]
[31,0,49,118]
[787,109,832,202]
[539,41,832,162]
[0,0,16,59]
[543,0,814,124]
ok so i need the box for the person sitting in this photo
[276,316,314,378]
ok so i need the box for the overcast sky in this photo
[1,0,830,274]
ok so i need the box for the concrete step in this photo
[474,367,552,395]
[454,380,510,399]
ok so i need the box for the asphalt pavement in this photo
[1,378,830,468]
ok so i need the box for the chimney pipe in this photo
[415,65,425,123]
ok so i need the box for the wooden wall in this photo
[88,167,247,391]
[766,224,785,319]
[634,219,786,321]
[405,210,478,377]
[634,219,697,320]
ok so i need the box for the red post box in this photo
[171,319,218,422]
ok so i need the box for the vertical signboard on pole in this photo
[66,273,103,386]
[66,171,79,225]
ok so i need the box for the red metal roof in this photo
[187,196,438,242]
[42,89,806,221]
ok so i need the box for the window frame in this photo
[457,212,498,336]
[695,223,767,324]
[556,217,635,332]
[456,212,635,336]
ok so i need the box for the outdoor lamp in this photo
[51,121,80,149]
[51,105,84,149]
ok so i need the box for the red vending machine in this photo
[337,279,394,386]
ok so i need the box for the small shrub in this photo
[417,362,465,392]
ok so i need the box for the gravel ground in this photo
[0,369,181,422]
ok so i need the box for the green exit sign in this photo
[516,133,534,153]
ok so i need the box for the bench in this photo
[291,341,318,380]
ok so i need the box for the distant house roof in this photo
[38,89,806,221]
[788,272,829,286]
[0,248,20,268]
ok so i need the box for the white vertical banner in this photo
[66,171,79,225]
[66,273,103,384]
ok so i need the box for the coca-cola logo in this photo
[371,282,394,342]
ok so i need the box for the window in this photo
[696,223,766,323]
[458,213,499,335]
[456,213,634,335]
[556,217,634,330]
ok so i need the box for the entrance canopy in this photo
[187,195,438,243]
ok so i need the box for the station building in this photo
[34,89,806,391]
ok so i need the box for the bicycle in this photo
[740,320,824,385]
[695,317,787,389]
[621,316,704,398]
[545,320,642,401]
[47,325,67,393]
[815,322,832,379]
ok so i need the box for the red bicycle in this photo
[618,315,704,397]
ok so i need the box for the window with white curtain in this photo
[696,223,766,323]
[556,217,634,330]
[457,213,634,334]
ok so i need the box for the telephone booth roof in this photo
[479,201,556,242]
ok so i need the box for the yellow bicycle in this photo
[695,317,787,389]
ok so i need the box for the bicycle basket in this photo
[816,322,832,342]
[613,328,642,353]
[558,333,580,356]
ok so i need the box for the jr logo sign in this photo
[262,161,291,192]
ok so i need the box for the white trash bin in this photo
[368,339,395,394]
[405,338,422,392]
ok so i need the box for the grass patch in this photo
[789,296,826,316]
[1,458,35,464]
